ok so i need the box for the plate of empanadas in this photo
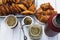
[0,0,36,16]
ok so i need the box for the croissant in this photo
[40,3,54,11]
[36,8,43,15]
[40,15,50,23]
[43,10,56,15]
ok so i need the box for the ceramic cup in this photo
[4,15,18,29]
[29,24,42,39]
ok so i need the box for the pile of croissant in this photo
[0,0,36,16]
[36,3,57,23]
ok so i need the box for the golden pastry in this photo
[9,6,14,13]
[35,3,56,23]
[2,0,7,4]
[22,1,29,7]
[4,4,10,14]
[0,0,3,5]
[40,15,50,23]
[0,7,2,16]
[21,10,34,15]
[27,0,34,6]
[17,4,27,11]
[0,11,2,16]
[22,0,26,1]
[10,0,12,2]
[29,4,36,12]
[40,3,54,11]
[36,8,43,14]
[13,0,20,3]
[12,3,19,13]
[0,5,7,15]
[15,4,21,13]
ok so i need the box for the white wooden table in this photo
[0,0,60,40]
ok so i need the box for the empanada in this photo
[0,6,2,16]
[12,3,19,13]
[0,6,7,15]
[10,0,13,3]
[0,10,2,16]
[22,1,29,7]
[2,0,7,4]
[9,5,14,13]
[0,0,3,5]
[15,4,21,13]
[29,4,36,12]
[27,0,34,6]
[17,4,27,11]
[21,10,34,15]
[4,4,10,14]
[13,0,20,3]
[21,0,26,1]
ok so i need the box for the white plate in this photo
[34,16,45,25]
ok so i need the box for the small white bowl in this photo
[29,24,42,39]
[22,16,34,26]
[4,15,18,29]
